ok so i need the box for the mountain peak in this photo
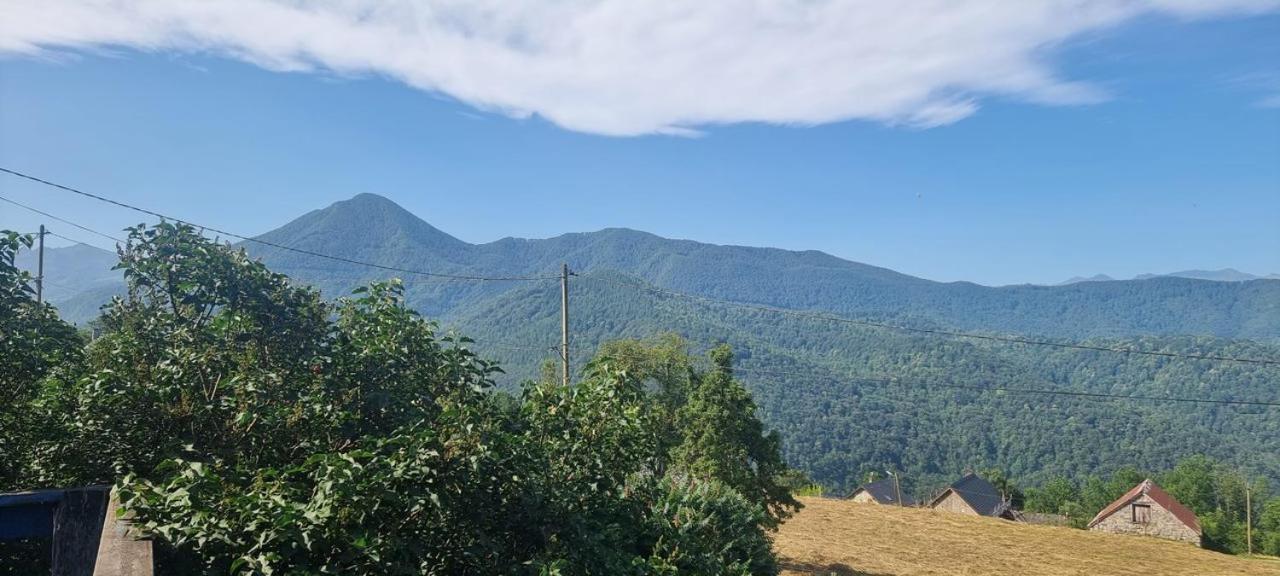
[330,192,417,218]
[1058,274,1115,285]
[252,193,470,260]
[344,192,399,207]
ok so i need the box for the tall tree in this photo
[597,334,696,474]
[673,344,800,527]
[0,231,82,489]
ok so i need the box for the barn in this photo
[927,473,1020,520]
[1087,479,1201,546]
[848,477,913,506]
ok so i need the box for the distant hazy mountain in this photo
[1061,268,1280,285]
[14,242,122,306]
[1133,268,1280,282]
[1057,274,1115,285]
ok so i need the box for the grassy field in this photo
[775,497,1280,576]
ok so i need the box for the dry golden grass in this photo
[775,497,1280,576]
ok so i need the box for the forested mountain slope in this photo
[33,193,1280,339]
[446,271,1280,496]
[246,193,1280,341]
[20,194,1280,494]
[14,242,119,303]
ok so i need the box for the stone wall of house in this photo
[1089,494,1200,546]
[850,491,877,504]
[931,491,976,515]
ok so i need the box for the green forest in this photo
[448,271,1280,497]
[0,226,803,575]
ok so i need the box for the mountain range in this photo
[1060,269,1280,285]
[15,193,1280,493]
[33,193,1280,340]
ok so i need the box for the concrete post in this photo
[91,490,152,576]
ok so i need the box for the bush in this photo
[640,476,778,576]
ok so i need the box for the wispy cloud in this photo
[1224,71,1280,109]
[3,1,1277,135]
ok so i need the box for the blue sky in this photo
[1,3,1277,286]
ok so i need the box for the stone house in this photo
[927,473,1020,520]
[848,477,913,506]
[1087,479,1201,546]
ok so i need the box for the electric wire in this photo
[0,193,125,244]
[729,366,1280,408]
[44,230,118,252]
[5,167,1278,371]
[0,167,559,282]
[583,274,1280,367]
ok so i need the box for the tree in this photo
[0,231,83,488]
[33,224,531,573]
[1162,455,1218,516]
[0,231,83,573]
[640,477,777,575]
[518,357,659,573]
[1259,497,1280,556]
[980,468,1024,509]
[32,223,332,486]
[597,334,696,475]
[1024,476,1078,517]
[672,345,800,527]
[1079,467,1145,516]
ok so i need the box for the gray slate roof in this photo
[935,473,1008,517]
[850,478,914,505]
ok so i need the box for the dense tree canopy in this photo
[453,272,1280,498]
[0,232,83,488]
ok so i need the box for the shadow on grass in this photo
[779,560,893,576]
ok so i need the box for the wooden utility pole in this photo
[36,224,45,304]
[892,471,903,507]
[560,263,570,387]
[1246,482,1253,555]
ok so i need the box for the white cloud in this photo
[1224,71,1280,109]
[2,0,1276,135]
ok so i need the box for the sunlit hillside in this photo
[776,497,1280,576]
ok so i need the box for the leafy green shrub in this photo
[640,476,777,576]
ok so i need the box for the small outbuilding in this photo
[1087,479,1201,546]
[848,477,913,506]
[928,473,1020,520]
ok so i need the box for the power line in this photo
[580,329,1280,409]
[730,366,1280,408]
[585,275,1280,367]
[0,167,559,282]
[483,343,562,354]
[44,230,119,252]
[0,193,125,244]
[5,167,1278,368]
